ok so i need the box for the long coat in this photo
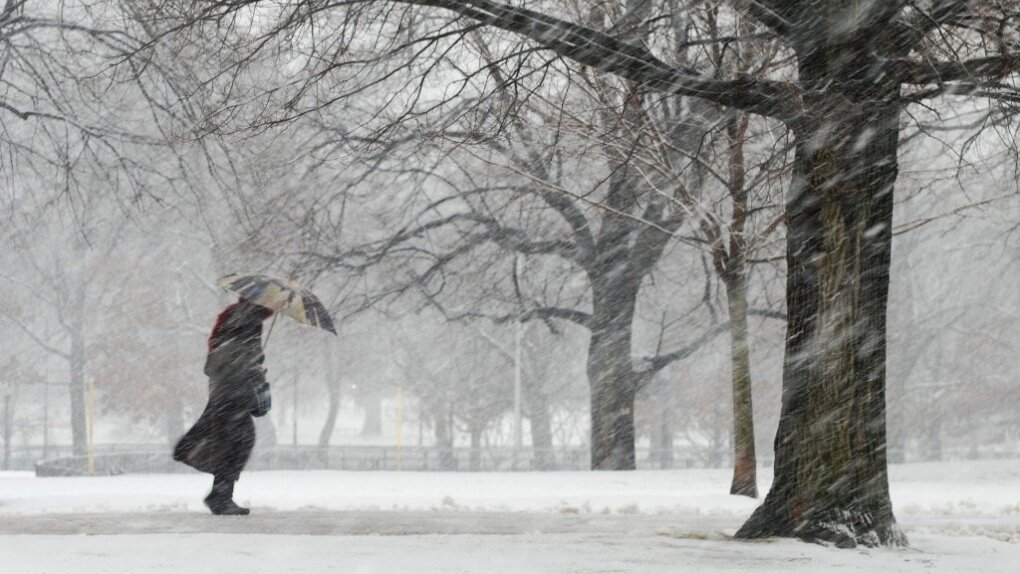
[173,303,269,482]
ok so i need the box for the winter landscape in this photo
[2,461,1019,572]
[2,1,1020,572]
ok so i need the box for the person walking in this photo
[174,298,274,515]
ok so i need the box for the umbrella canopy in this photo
[216,273,337,335]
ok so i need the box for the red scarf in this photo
[208,301,273,351]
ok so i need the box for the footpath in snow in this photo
[0,459,1017,573]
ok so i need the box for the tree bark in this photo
[721,110,758,497]
[588,279,641,470]
[736,90,905,546]
[725,273,757,497]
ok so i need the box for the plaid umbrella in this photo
[215,274,337,343]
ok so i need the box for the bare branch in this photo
[392,0,801,120]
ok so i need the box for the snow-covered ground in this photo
[1,459,1017,572]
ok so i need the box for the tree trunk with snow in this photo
[587,271,641,470]
[737,67,904,545]
[725,271,757,497]
[720,111,759,497]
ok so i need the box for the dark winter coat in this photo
[173,301,271,481]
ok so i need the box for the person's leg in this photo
[204,474,250,515]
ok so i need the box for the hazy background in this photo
[1,0,1018,474]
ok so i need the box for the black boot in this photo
[204,476,250,516]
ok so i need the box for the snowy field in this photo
[1,459,1018,573]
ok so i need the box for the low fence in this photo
[16,443,1018,476]
[28,445,745,476]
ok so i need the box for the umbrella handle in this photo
[262,311,280,351]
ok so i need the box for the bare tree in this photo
[142,0,1020,547]
[1,0,203,218]
[91,231,218,446]
[127,0,786,477]
[619,6,789,496]
[2,220,112,456]
[318,337,343,449]
[265,11,783,473]
[392,320,513,470]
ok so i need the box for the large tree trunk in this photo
[737,89,905,546]
[587,280,640,470]
[725,273,757,497]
